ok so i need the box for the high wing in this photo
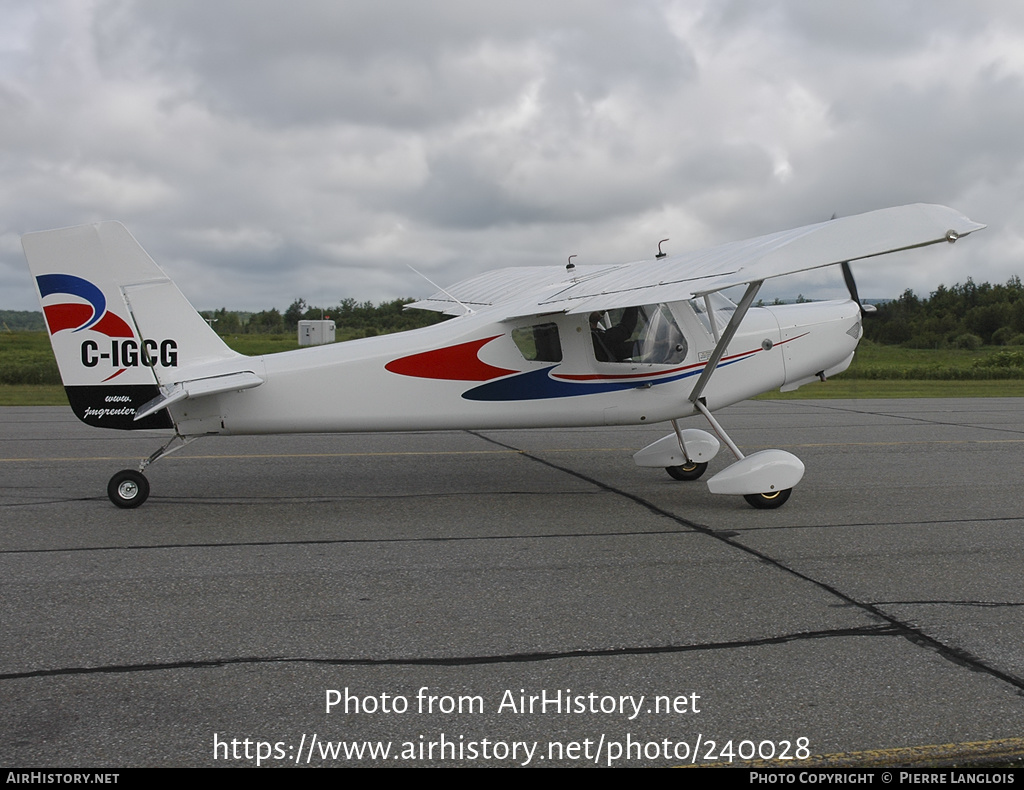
[409,203,985,318]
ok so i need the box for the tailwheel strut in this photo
[106,433,199,509]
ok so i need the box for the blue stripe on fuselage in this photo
[461,356,749,401]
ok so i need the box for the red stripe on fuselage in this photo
[385,335,518,381]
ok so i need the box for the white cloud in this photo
[2,0,1021,312]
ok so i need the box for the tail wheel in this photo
[108,470,150,509]
[743,489,791,510]
[666,461,709,481]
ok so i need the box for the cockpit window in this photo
[590,304,687,365]
[512,323,562,362]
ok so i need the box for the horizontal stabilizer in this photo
[134,371,263,421]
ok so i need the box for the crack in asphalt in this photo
[0,489,605,511]
[0,526,702,555]
[873,600,1024,608]
[0,624,900,680]
[3,423,1022,692]
[467,431,1024,695]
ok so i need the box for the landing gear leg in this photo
[664,418,710,481]
[694,401,803,510]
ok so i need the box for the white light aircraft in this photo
[23,204,983,509]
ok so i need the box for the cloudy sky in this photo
[2,1,1022,312]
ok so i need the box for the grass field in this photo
[0,384,69,406]
[3,332,1024,406]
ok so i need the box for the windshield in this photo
[688,292,737,336]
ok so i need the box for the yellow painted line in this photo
[176,450,521,460]
[0,456,149,462]
[0,449,525,463]
[687,737,1024,768]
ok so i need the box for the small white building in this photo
[298,319,336,346]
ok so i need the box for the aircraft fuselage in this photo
[167,298,862,436]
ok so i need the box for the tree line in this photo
[201,297,447,337]
[1,310,46,331]
[203,276,1024,349]
[8,277,1024,349]
[864,276,1024,349]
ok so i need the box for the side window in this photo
[689,293,737,337]
[512,323,562,362]
[590,304,687,365]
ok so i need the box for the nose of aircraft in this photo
[765,299,862,390]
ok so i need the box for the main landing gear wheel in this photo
[743,488,791,510]
[666,461,709,481]
[107,470,150,509]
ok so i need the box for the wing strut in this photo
[688,280,762,405]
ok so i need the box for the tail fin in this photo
[23,222,240,430]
